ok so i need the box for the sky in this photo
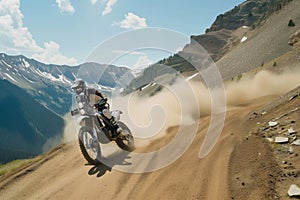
[0,0,245,68]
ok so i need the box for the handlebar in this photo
[71,98,110,116]
[94,98,109,110]
[71,109,79,116]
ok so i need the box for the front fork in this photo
[92,124,102,161]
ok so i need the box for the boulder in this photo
[268,121,278,127]
[274,137,289,144]
[288,29,300,46]
[288,127,296,134]
[288,184,300,197]
[292,140,300,146]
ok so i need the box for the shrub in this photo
[237,74,243,81]
[288,19,296,27]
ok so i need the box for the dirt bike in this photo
[71,94,134,164]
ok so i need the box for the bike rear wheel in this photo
[116,122,134,151]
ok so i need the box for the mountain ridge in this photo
[0,53,134,114]
[123,0,295,93]
[208,0,293,32]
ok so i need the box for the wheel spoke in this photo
[83,131,97,159]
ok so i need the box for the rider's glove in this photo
[95,98,107,109]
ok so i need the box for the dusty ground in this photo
[0,87,299,200]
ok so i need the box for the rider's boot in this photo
[110,117,122,139]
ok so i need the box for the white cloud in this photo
[112,50,145,55]
[32,41,77,65]
[114,12,147,30]
[56,0,75,14]
[0,0,78,65]
[102,0,117,16]
[0,0,42,53]
[90,0,98,5]
[132,55,153,70]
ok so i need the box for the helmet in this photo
[71,79,85,94]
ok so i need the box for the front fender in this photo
[77,116,89,126]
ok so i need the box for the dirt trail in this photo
[0,96,272,200]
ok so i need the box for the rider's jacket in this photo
[83,87,104,105]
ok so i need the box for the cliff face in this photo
[160,0,295,70]
[188,0,294,63]
[208,0,293,32]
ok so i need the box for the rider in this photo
[71,79,122,139]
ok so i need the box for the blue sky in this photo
[0,0,244,67]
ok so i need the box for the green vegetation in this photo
[248,12,253,18]
[288,19,296,27]
[230,73,244,82]
[237,74,243,81]
[0,156,41,176]
[149,85,163,97]
[158,54,196,73]
[271,143,289,153]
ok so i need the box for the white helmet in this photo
[71,79,86,94]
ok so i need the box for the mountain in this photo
[0,80,64,163]
[216,0,299,80]
[0,53,134,115]
[0,53,134,163]
[189,0,294,64]
[124,0,295,93]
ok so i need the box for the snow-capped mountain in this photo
[0,53,134,115]
[0,53,76,87]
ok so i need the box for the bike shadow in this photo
[87,150,132,178]
[87,163,111,177]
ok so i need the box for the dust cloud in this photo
[63,69,300,148]
[225,70,300,106]
[63,114,78,142]
[42,114,77,153]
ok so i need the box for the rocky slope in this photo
[229,86,300,199]
[124,0,295,93]
[208,0,293,32]
[217,0,299,80]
